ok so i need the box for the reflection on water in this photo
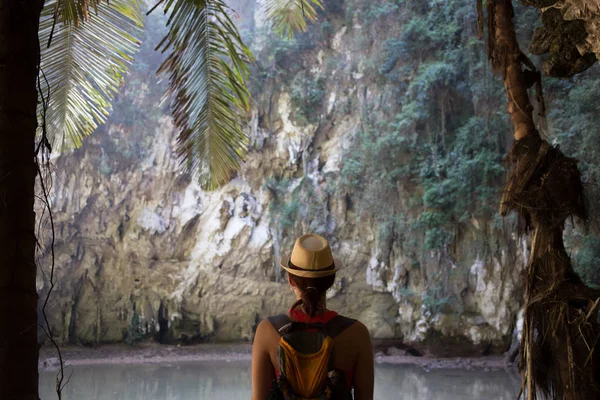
[40,361,521,400]
[374,364,520,399]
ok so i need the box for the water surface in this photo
[40,361,521,399]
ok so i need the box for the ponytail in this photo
[288,275,336,318]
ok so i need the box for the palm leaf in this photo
[157,0,253,190]
[51,0,104,27]
[259,0,324,38]
[38,0,144,151]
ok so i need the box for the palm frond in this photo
[260,0,324,38]
[157,0,253,190]
[51,0,105,26]
[38,0,144,151]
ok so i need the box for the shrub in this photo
[125,309,144,344]
[422,285,454,314]
[290,72,326,125]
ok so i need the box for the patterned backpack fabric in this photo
[267,314,356,400]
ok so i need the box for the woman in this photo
[251,233,374,400]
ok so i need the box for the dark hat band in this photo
[287,260,336,273]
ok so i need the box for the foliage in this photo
[422,285,454,314]
[351,0,403,24]
[39,0,327,190]
[50,0,107,26]
[364,2,401,21]
[264,177,296,232]
[125,308,144,344]
[248,30,297,83]
[265,176,332,236]
[340,0,510,253]
[290,72,326,124]
[98,148,111,176]
[249,14,332,87]
[158,0,253,190]
[38,0,144,151]
[260,0,324,38]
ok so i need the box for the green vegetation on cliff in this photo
[264,0,600,290]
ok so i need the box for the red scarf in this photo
[290,308,338,323]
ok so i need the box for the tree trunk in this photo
[488,1,600,399]
[488,0,535,141]
[0,0,44,399]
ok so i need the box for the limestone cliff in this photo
[37,0,527,355]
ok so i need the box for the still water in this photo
[40,361,521,400]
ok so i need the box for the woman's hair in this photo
[289,273,336,318]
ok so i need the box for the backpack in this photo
[267,313,356,400]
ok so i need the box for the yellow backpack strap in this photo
[268,314,292,335]
[279,335,335,398]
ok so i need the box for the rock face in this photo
[37,1,527,355]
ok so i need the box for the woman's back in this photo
[251,234,374,400]
[254,309,374,399]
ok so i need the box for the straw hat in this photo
[280,234,341,278]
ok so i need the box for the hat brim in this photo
[280,256,342,278]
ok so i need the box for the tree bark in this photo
[488,0,536,141]
[0,0,44,399]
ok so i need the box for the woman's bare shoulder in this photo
[350,319,370,336]
[253,319,279,354]
[337,318,371,341]
[255,318,278,338]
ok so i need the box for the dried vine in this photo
[36,37,69,400]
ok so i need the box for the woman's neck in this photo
[298,302,328,315]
